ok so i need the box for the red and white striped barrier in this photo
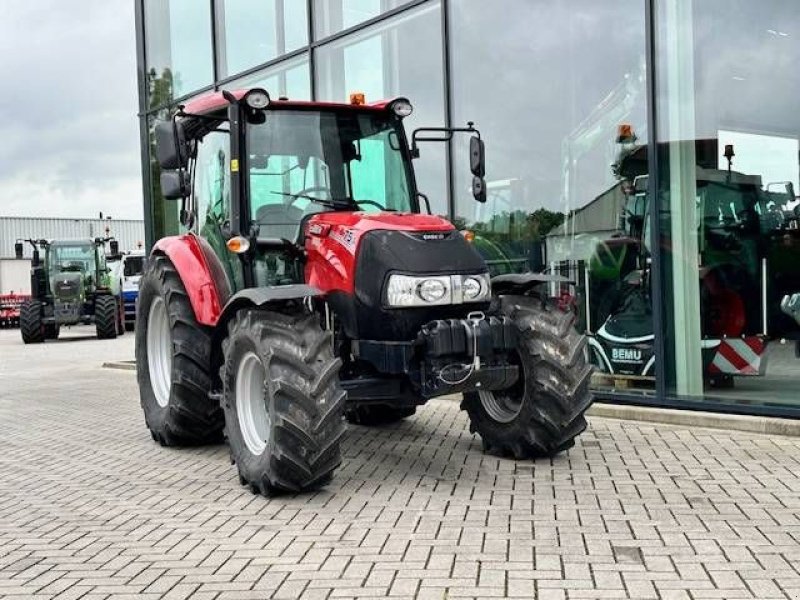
[706,337,768,376]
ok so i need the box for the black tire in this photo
[95,295,118,339]
[462,295,593,458]
[346,404,416,425]
[136,255,223,445]
[116,297,126,336]
[44,323,60,340]
[222,308,346,496]
[20,300,45,344]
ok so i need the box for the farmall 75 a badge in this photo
[330,227,356,253]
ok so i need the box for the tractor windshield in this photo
[247,109,413,240]
[49,243,96,275]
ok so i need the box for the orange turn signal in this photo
[226,236,250,254]
[350,92,366,105]
[461,230,476,243]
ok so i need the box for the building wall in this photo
[0,259,30,295]
[134,0,800,418]
[0,217,145,259]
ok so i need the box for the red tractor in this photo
[137,89,593,495]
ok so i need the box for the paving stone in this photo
[1,328,799,599]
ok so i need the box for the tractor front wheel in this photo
[20,300,45,344]
[136,255,223,445]
[462,295,593,458]
[222,308,346,496]
[95,295,119,339]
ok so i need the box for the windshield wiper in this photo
[270,191,356,210]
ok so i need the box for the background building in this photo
[0,217,145,293]
[134,0,800,418]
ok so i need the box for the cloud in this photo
[0,0,142,219]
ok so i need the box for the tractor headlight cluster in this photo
[385,273,491,307]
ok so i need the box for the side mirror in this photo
[472,176,487,203]
[154,119,189,169]
[14,242,23,259]
[469,136,485,177]
[109,240,119,256]
[32,249,40,267]
[160,170,190,200]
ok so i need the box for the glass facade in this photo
[135,0,800,418]
[215,0,308,79]
[655,0,800,411]
[143,0,214,106]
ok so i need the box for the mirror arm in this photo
[410,123,481,158]
[417,193,432,215]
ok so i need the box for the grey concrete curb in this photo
[587,402,800,437]
[102,361,136,372]
[434,394,799,437]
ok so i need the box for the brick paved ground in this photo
[1,327,799,599]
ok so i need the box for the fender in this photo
[217,284,323,328]
[491,272,570,296]
[152,234,231,327]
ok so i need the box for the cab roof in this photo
[182,89,396,117]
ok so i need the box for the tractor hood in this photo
[52,271,84,301]
[305,211,488,341]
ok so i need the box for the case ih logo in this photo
[612,348,643,363]
[421,233,446,241]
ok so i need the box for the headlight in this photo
[386,275,451,307]
[418,279,448,303]
[385,273,491,307]
[463,276,484,300]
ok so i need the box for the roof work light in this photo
[244,89,270,109]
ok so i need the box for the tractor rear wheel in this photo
[462,295,593,458]
[136,255,223,445]
[222,308,346,496]
[346,404,416,425]
[20,300,45,344]
[95,295,119,339]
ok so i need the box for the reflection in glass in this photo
[144,0,213,105]
[222,56,311,101]
[450,0,649,393]
[313,0,410,39]
[656,0,800,407]
[315,3,447,214]
[215,0,308,79]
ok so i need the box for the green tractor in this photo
[15,238,125,343]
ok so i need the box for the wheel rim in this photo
[478,351,525,424]
[235,351,270,456]
[478,390,524,424]
[147,296,172,408]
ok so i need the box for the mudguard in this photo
[218,285,323,325]
[152,234,231,326]
[492,272,570,295]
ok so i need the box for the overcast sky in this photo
[0,1,142,220]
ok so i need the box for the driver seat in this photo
[255,204,305,242]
